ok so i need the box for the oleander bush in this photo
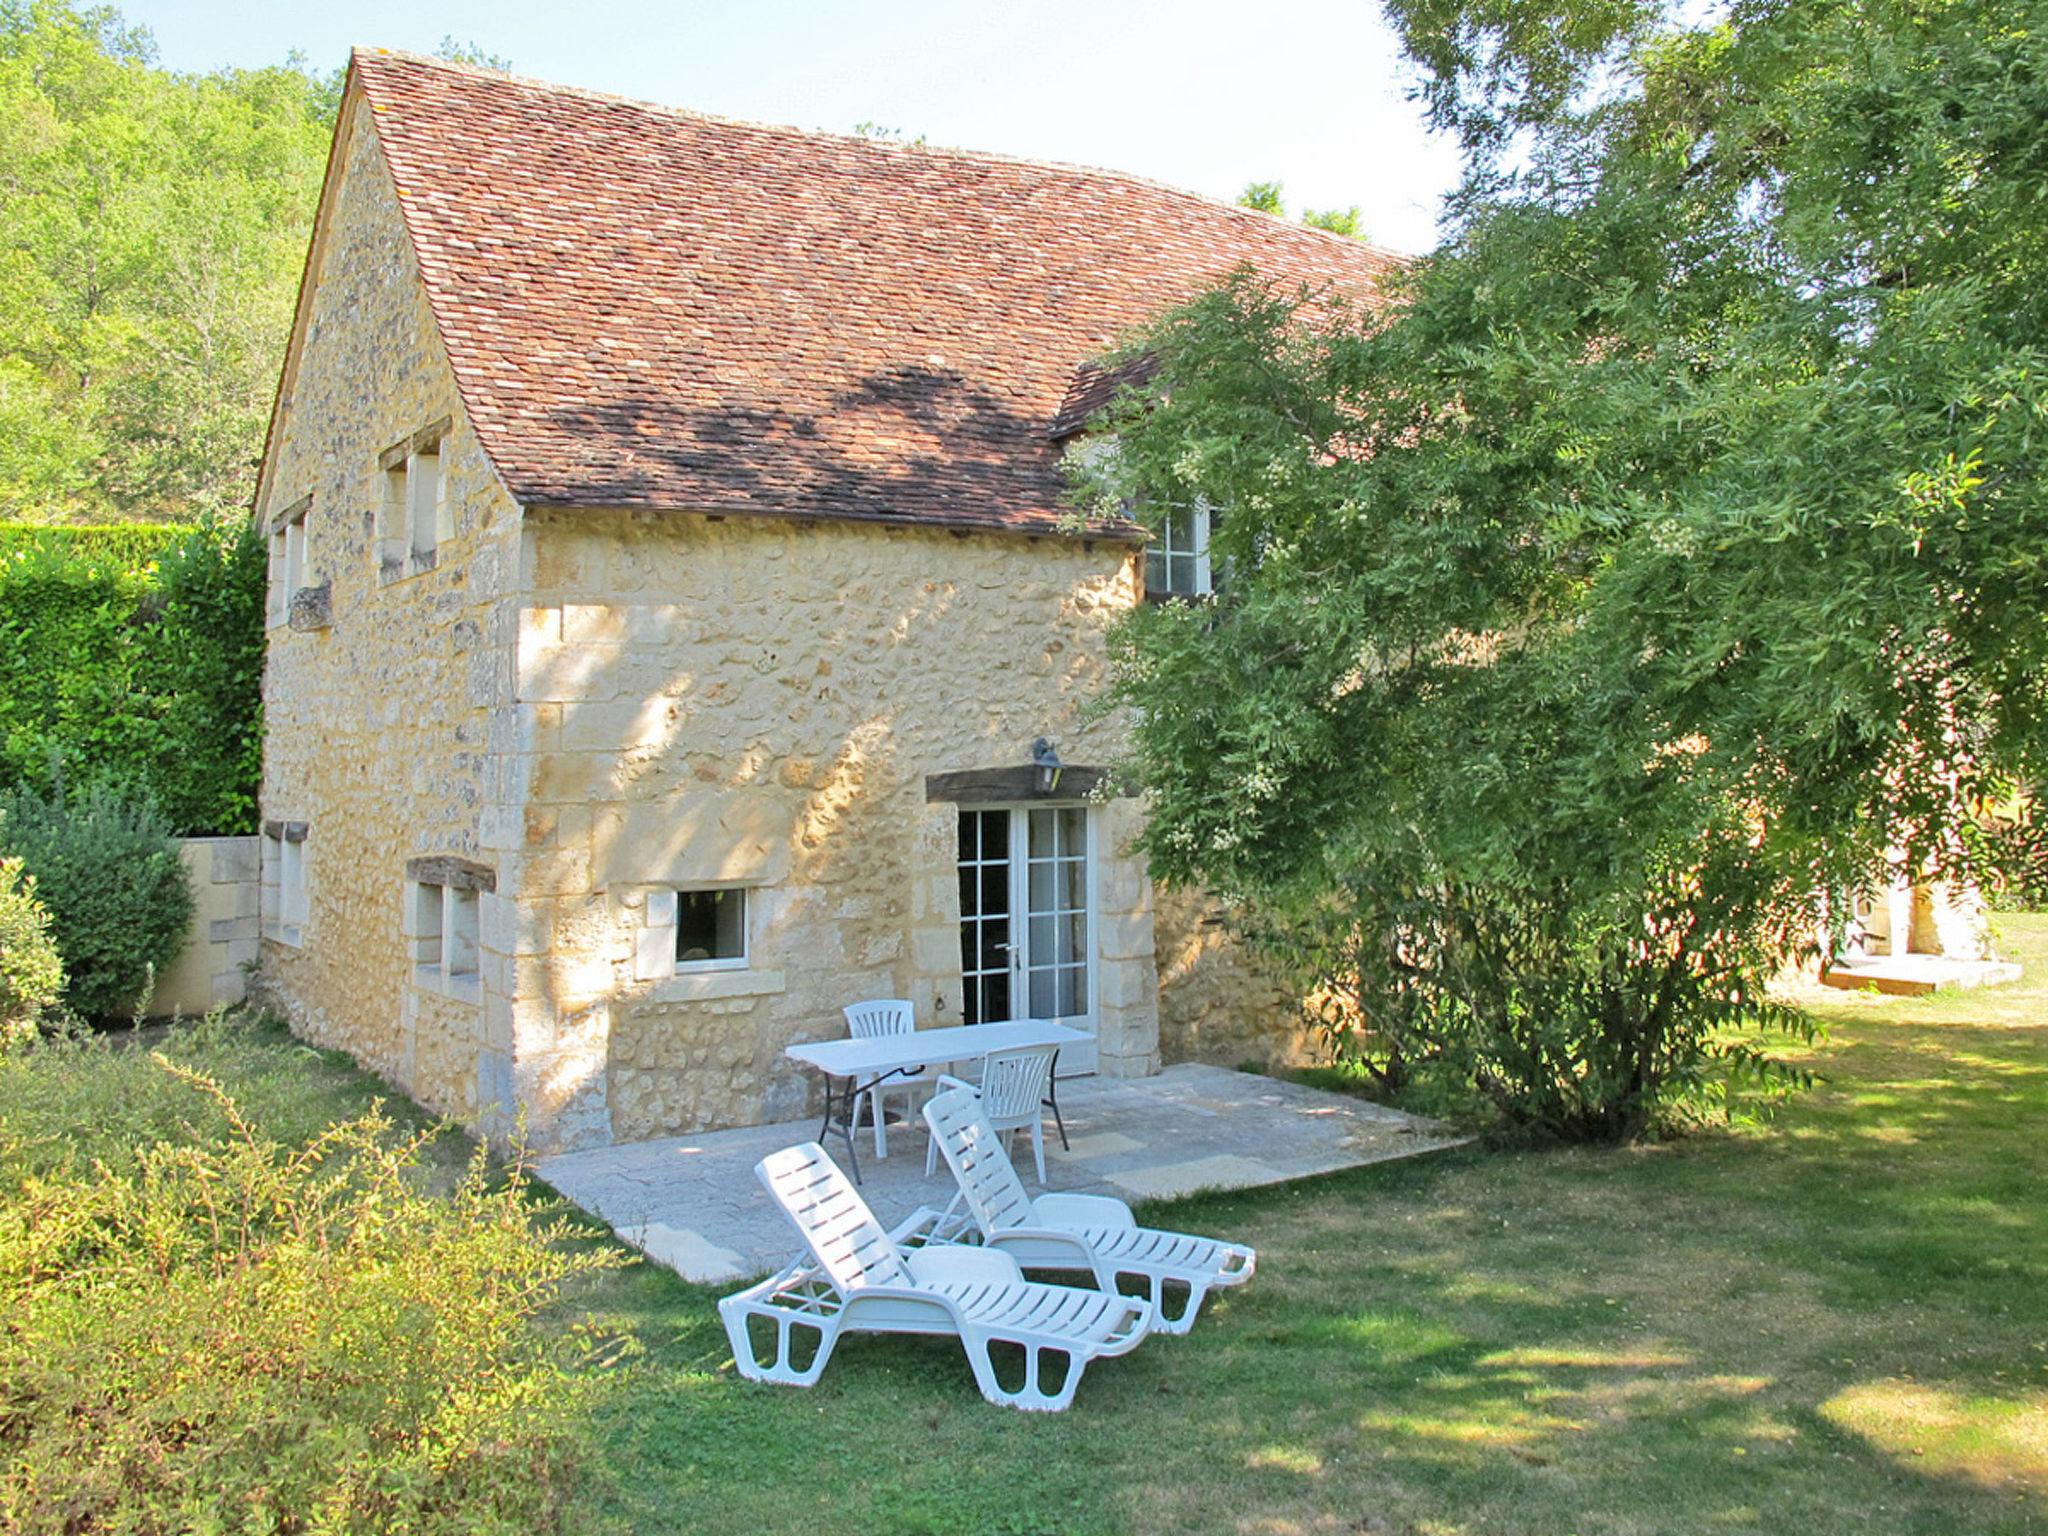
[0,782,192,1020]
[0,858,62,1047]
[0,1015,630,1534]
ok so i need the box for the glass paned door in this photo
[955,804,1098,1072]
[957,809,1013,1029]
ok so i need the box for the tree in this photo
[1078,0,2048,1138]
[0,1,336,523]
[1237,180,1372,242]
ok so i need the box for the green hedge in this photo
[0,520,264,836]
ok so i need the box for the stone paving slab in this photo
[538,1063,1467,1283]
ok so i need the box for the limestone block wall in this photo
[505,509,1159,1146]
[150,837,261,1018]
[255,110,521,1127]
[1153,885,1322,1070]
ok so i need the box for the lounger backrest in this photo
[923,1088,1035,1233]
[756,1142,912,1291]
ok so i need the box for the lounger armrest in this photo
[905,1244,1026,1290]
[982,1226,1119,1292]
[1031,1193,1137,1231]
[933,1074,978,1094]
[838,1283,966,1330]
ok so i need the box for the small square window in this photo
[675,888,746,969]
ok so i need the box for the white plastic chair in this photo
[924,1043,1058,1184]
[843,999,925,1159]
[923,1087,1257,1334]
[717,1142,1151,1411]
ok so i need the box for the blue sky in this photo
[127,0,1463,254]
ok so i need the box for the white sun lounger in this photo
[922,1087,1257,1335]
[718,1141,1151,1411]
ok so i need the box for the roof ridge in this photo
[351,46,1417,265]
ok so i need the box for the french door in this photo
[957,805,1098,1073]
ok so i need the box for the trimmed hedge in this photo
[0,520,264,835]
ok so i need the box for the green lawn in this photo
[84,922,2046,1534]
[561,916,2048,1535]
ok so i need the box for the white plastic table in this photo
[785,1019,1088,1183]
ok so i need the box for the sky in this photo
[126,0,1464,255]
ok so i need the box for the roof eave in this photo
[518,498,1146,544]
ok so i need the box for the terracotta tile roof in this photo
[1049,354,1163,441]
[351,49,1402,539]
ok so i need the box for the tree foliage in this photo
[1081,0,2048,1138]
[0,1,336,523]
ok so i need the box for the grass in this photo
[71,922,2048,1535]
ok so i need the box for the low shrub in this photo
[0,1018,631,1534]
[0,858,62,1046]
[0,782,192,1020]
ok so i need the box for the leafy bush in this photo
[0,782,192,1020]
[0,1018,629,1534]
[0,517,265,835]
[0,858,62,1046]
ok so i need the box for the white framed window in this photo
[1144,502,1215,598]
[377,422,451,579]
[268,498,310,627]
[636,886,750,980]
[410,877,480,995]
[262,823,308,945]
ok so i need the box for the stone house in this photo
[254,49,1398,1152]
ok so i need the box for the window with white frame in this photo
[1144,502,1215,598]
[636,887,749,980]
[377,421,451,578]
[262,822,308,945]
[268,498,310,626]
[410,875,480,992]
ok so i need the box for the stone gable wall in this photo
[256,112,522,1126]
[503,509,1162,1146]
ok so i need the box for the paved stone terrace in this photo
[538,1063,1467,1283]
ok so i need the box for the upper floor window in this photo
[377,419,452,580]
[1145,502,1215,599]
[267,497,311,627]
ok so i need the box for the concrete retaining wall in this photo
[152,836,261,1018]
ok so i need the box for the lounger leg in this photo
[958,1330,1084,1412]
[720,1298,842,1388]
[1143,1271,1210,1335]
